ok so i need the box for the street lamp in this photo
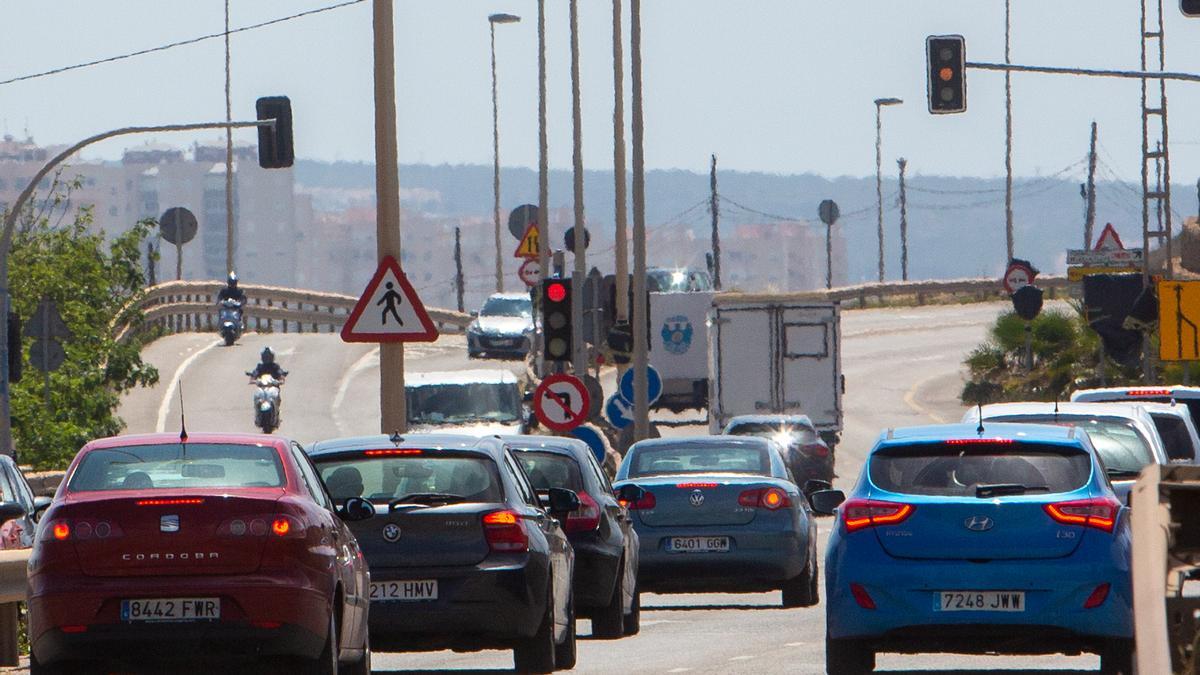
[489,12,521,294]
[874,97,902,283]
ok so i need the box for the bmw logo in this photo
[382,523,402,542]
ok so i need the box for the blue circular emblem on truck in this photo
[661,315,694,355]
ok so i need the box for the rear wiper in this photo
[975,483,1050,498]
[389,493,466,509]
[1105,468,1142,479]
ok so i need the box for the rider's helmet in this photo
[227,271,238,288]
[261,347,274,364]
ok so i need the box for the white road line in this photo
[667,668,692,673]
[729,655,755,661]
[784,641,808,647]
[332,347,380,435]
[155,339,222,432]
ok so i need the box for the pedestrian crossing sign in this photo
[514,224,540,259]
[341,255,439,343]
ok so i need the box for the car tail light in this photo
[564,491,602,533]
[43,519,119,541]
[136,498,204,506]
[1128,388,1171,397]
[364,448,423,457]
[945,438,1014,445]
[622,491,656,510]
[48,521,70,541]
[1043,497,1119,532]
[60,625,88,634]
[1084,583,1111,609]
[842,499,915,533]
[850,583,876,610]
[483,510,529,552]
[270,515,305,539]
[676,482,718,489]
[218,517,271,537]
[738,488,793,510]
[801,443,829,458]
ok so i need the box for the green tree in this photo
[8,197,158,469]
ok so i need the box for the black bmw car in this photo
[505,435,641,638]
[308,433,579,673]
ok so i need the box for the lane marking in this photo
[667,668,692,673]
[729,656,755,661]
[902,372,951,424]
[155,339,222,432]
[332,347,380,435]
[784,641,808,647]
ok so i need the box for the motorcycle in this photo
[246,373,283,433]
[218,299,244,346]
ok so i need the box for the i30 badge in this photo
[160,515,180,533]
[963,516,994,532]
[382,523,402,542]
[689,490,705,507]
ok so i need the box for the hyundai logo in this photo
[689,490,705,507]
[963,516,994,532]
[382,524,402,542]
[160,515,180,533]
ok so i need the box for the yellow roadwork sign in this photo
[1159,280,1200,361]
[514,225,540,259]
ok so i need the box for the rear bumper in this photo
[33,622,322,666]
[367,557,549,652]
[468,334,530,357]
[636,525,806,592]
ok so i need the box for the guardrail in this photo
[714,275,1071,308]
[115,280,472,342]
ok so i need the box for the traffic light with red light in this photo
[541,279,572,362]
[927,35,966,114]
[1185,0,1200,16]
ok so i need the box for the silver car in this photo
[467,293,534,359]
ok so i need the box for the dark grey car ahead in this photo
[505,435,641,639]
[308,433,578,673]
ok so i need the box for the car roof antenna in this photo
[389,430,403,445]
[1054,395,1060,422]
[178,382,188,444]
[976,400,985,435]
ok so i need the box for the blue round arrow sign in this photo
[605,393,634,430]
[619,365,662,406]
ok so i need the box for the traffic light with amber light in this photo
[541,279,572,363]
[1184,0,1200,16]
[256,96,294,169]
[927,35,966,114]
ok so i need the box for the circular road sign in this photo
[508,204,538,240]
[159,207,198,245]
[1002,260,1037,295]
[570,424,609,465]
[619,365,662,406]
[534,373,591,433]
[564,226,591,251]
[605,393,634,429]
[518,258,542,288]
[818,199,840,226]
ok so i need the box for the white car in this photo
[1071,385,1200,442]
[1138,401,1200,463]
[405,369,532,435]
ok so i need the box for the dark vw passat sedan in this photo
[308,433,579,673]
[507,435,641,638]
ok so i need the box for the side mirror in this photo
[803,479,832,497]
[338,496,375,522]
[470,310,479,318]
[32,496,51,520]
[547,487,581,515]
[0,501,26,523]
[616,484,645,506]
[809,489,846,516]
[524,407,539,430]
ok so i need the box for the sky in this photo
[6,1,1200,185]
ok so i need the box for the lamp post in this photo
[874,97,902,283]
[489,12,520,294]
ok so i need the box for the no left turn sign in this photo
[533,374,591,432]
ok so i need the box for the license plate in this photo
[370,580,438,602]
[666,536,730,553]
[121,598,220,622]
[936,591,1025,612]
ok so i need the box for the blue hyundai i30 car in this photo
[814,423,1133,674]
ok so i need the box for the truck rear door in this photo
[710,305,774,431]
[779,304,842,432]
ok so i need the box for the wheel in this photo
[782,555,819,608]
[808,557,821,605]
[622,580,641,636]
[341,630,370,675]
[591,561,625,639]
[224,332,236,346]
[468,350,480,359]
[513,592,556,674]
[553,591,577,670]
[1099,638,1134,675]
[825,635,874,674]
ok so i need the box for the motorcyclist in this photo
[217,271,247,304]
[246,347,288,381]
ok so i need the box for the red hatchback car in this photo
[27,432,372,674]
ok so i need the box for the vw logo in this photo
[689,490,705,507]
[963,516,994,532]
[382,524,402,542]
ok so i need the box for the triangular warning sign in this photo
[1094,223,1126,251]
[514,224,540,259]
[341,256,439,343]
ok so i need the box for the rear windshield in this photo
[870,442,1092,497]
[629,444,770,478]
[514,452,584,492]
[726,422,819,446]
[69,443,285,491]
[988,415,1154,474]
[1151,415,1196,461]
[313,454,503,504]
[406,382,521,426]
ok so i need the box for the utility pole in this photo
[224,0,236,276]
[454,226,464,313]
[631,0,649,440]
[898,158,909,282]
[710,154,721,290]
[569,0,587,376]
[874,97,902,283]
[489,12,520,294]
[612,0,629,325]
[1004,0,1014,262]
[374,0,405,433]
[1085,121,1098,248]
[536,0,550,377]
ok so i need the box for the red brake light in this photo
[271,518,290,536]
[136,498,204,507]
[738,487,793,510]
[1044,498,1119,532]
[268,515,305,539]
[802,443,830,458]
[364,448,423,457]
[850,583,876,610]
[945,438,1014,445]
[1083,583,1111,609]
[59,625,88,634]
[483,510,529,552]
[1128,388,1171,396]
[676,482,718,489]
[842,499,915,532]
[52,521,70,541]
[621,491,656,510]
[565,491,602,533]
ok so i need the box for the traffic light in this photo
[1083,274,1145,367]
[256,96,294,169]
[1184,0,1200,16]
[7,312,20,384]
[542,279,572,363]
[927,35,966,114]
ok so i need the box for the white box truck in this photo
[649,291,715,412]
[708,297,843,450]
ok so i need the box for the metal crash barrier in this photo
[1133,464,1200,673]
[0,549,30,666]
